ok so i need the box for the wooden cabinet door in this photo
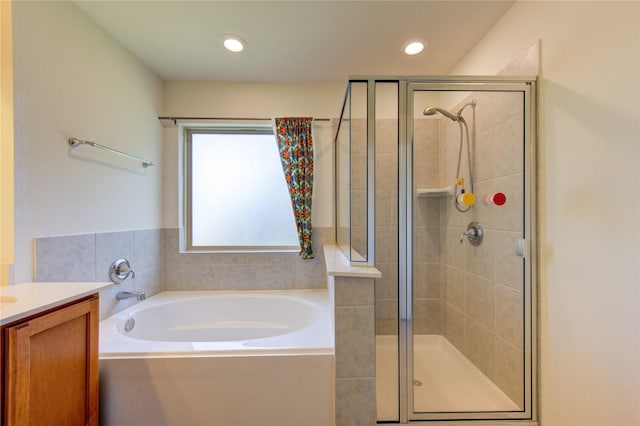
[4,296,99,426]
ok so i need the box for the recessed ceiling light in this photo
[402,39,426,56]
[223,35,245,53]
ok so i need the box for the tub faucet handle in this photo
[109,258,136,283]
[127,268,136,281]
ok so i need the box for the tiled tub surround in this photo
[324,245,379,426]
[35,227,333,320]
[35,229,163,319]
[35,237,381,426]
[333,276,377,426]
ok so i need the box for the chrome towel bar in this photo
[68,137,155,168]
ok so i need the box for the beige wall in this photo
[1,0,14,285]
[453,2,640,424]
[12,1,164,282]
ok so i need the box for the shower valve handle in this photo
[460,222,483,246]
[459,229,476,243]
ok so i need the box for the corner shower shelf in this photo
[417,185,455,198]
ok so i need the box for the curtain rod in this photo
[158,116,332,125]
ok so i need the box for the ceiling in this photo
[74,1,514,83]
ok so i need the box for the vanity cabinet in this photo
[1,294,99,426]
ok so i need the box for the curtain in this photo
[275,117,314,259]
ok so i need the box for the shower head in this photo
[423,106,460,122]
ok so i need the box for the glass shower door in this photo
[406,82,535,421]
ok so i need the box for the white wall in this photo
[452,2,640,424]
[12,2,163,282]
[161,81,345,230]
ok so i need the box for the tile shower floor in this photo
[376,334,519,420]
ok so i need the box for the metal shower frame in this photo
[336,75,538,425]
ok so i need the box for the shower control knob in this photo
[460,222,483,246]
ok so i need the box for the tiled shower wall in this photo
[35,227,333,320]
[412,119,445,335]
[347,117,401,337]
[343,116,434,338]
[347,116,404,336]
[367,94,525,406]
[393,92,525,406]
[440,91,525,407]
[374,118,399,335]
[375,117,445,336]
[348,119,367,259]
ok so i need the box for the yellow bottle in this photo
[455,177,476,207]
[457,191,476,207]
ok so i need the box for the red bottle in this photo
[486,192,507,206]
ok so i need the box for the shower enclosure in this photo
[335,77,536,423]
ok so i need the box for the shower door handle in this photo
[515,238,527,258]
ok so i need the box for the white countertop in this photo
[323,245,381,278]
[0,282,113,326]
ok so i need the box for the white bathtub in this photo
[99,290,335,426]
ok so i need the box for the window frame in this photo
[184,125,300,253]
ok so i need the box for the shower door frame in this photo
[399,77,538,423]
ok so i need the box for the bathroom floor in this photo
[376,334,519,421]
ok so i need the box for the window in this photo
[185,126,299,251]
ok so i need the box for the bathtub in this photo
[99,290,335,426]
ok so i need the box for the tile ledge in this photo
[323,245,381,278]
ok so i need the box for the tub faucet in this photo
[116,290,146,301]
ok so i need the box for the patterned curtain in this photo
[275,117,314,259]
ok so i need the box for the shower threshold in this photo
[377,334,519,420]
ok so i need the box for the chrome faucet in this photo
[116,290,146,301]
